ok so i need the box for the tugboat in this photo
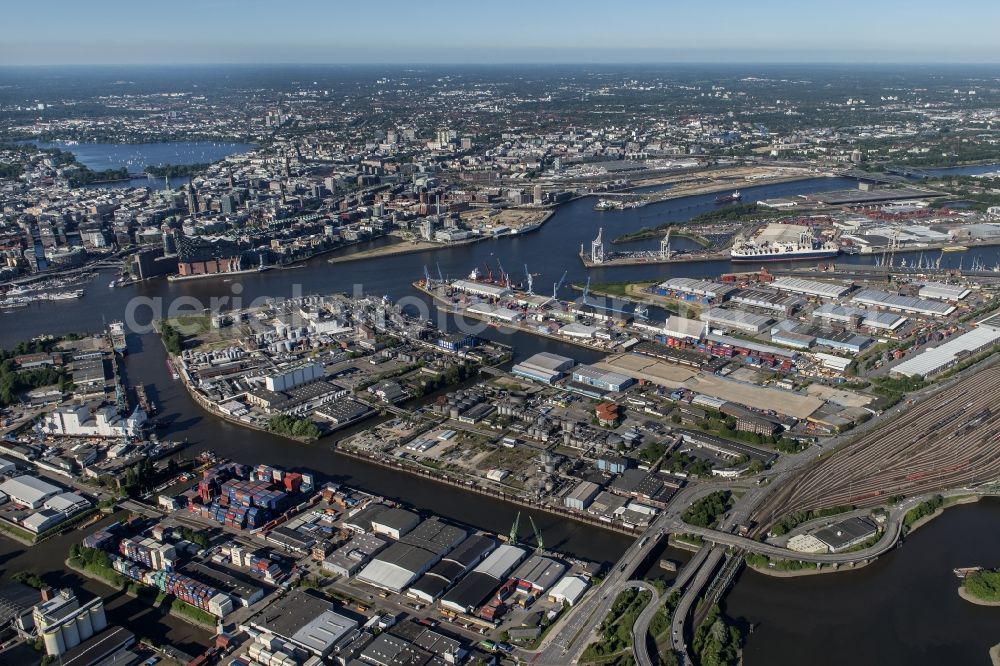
[715,190,743,205]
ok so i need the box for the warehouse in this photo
[247,589,358,657]
[322,533,387,577]
[700,307,772,334]
[512,352,575,384]
[812,303,865,325]
[0,475,61,509]
[731,289,805,315]
[656,278,735,303]
[548,575,589,606]
[511,555,567,593]
[449,279,511,299]
[663,315,706,342]
[862,311,908,331]
[570,365,635,392]
[705,333,798,360]
[890,326,1000,378]
[770,277,852,299]
[918,282,971,302]
[370,508,422,540]
[814,329,871,354]
[407,534,496,603]
[851,289,955,316]
[813,516,878,553]
[439,545,526,614]
[558,323,599,339]
[564,480,601,510]
[356,518,466,593]
[355,542,441,593]
[467,302,522,323]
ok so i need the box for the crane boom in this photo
[529,515,543,552]
[509,512,521,545]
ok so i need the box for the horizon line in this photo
[3,60,1000,68]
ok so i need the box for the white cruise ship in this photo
[731,229,839,262]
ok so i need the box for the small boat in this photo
[954,566,983,579]
[941,246,968,253]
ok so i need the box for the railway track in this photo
[755,365,1000,525]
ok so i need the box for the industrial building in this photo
[449,279,511,299]
[439,544,526,615]
[32,589,108,657]
[548,575,589,606]
[322,533,387,577]
[700,307,772,334]
[918,282,971,302]
[890,326,1000,378]
[813,516,878,553]
[407,534,496,604]
[370,508,421,540]
[564,480,601,510]
[663,315,706,342]
[770,277,852,299]
[511,352,575,384]
[0,475,61,509]
[511,555,567,593]
[570,365,635,392]
[851,289,956,316]
[263,362,324,392]
[731,289,805,315]
[245,589,358,658]
[656,278,735,303]
[356,518,466,593]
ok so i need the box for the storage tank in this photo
[62,616,81,650]
[43,626,66,656]
[90,604,108,632]
[76,608,94,641]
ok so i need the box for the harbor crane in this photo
[436,262,444,284]
[524,264,536,295]
[497,258,509,288]
[552,271,569,301]
[423,265,433,287]
[528,515,544,552]
[509,512,521,544]
[508,512,544,551]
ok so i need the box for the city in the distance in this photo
[1,2,1000,666]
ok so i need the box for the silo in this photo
[90,603,107,632]
[76,608,94,641]
[43,626,66,655]
[62,616,80,650]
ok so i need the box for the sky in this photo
[2,0,999,66]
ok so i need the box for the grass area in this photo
[170,598,217,626]
[767,504,855,537]
[682,491,733,528]
[964,569,1000,602]
[0,519,37,543]
[745,553,820,572]
[903,494,944,532]
[586,281,655,298]
[579,587,652,664]
[612,225,712,247]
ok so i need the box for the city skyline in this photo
[3,0,1000,65]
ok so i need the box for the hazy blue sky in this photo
[3,0,999,65]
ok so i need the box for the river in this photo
[2,167,1000,657]
[727,499,1000,666]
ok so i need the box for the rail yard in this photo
[755,361,1000,525]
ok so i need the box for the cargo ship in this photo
[731,230,840,263]
[715,190,742,205]
[108,320,128,354]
